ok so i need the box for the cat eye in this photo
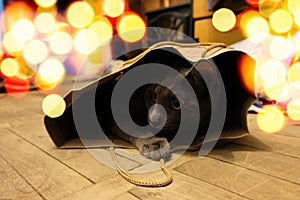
[151,93,157,103]
[171,99,181,110]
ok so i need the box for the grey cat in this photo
[112,64,216,160]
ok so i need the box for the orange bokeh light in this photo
[4,76,30,98]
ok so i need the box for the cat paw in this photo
[135,137,171,161]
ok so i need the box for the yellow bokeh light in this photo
[67,1,95,29]
[0,58,19,77]
[3,31,25,54]
[269,36,293,60]
[245,17,269,40]
[49,32,73,55]
[90,18,113,45]
[104,0,125,18]
[34,12,56,33]
[286,99,300,120]
[42,94,66,118]
[35,0,57,8]
[38,59,65,84]
[264,81,289,101]
[257,105,286,133]
[117,13,146,43]
[212,8,236,32]
[74,28,100,55]
[287,62,300,83]
[285,0,300,14]
[259,0,283,18]
[260,59,287,84]
[23,40,48,65]
[294,8,300,28]
[12,19,35,44]
[269,9,293,34]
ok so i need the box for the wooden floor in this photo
[0,83,300,200]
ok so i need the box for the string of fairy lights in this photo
[1,0,300,134]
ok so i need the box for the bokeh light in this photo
[212,8,236,32]
[89,18,113,45]
[23,40,48,65]
[257,105,286,133]
[264,81,289,101]
[269,36,293,60]
[34,12,56,33]
[2,1,35,32]
[260,59,287,84]
[3,31,25,55]
[117,13,146,42]
[4,76,30,98]
[246,17,269,40]
[12,19,36,45]
[49,32,73,55]
[0,58,19,77]
[67,1,95,29]
[284,0,300,15]
[34,0,57,8]
[294,8,300,28]
[286,99,300,120]
[245,0,259,7]
[42,94,66,118]
[74,29,100,55]
[287,62,300,83]
[269,9,293,34]
[35,59,65,91]
[104,0,125,18]
[259,0,283,18]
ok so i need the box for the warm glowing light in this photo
[42,94,66,118]
[238,10,261,32]
[2,1,35,32]
[287,62,300,83]
[90,18,113,45]
[269,37,293,60]
[0,58,19,77]
[74,29,100,55]
[285,0,300,14]
[67,1,95,29]
[264,81,289,101]
[294,8,300,28]
[34,12,56,33]
[257,105,286,133]
[49,32,73,55]
[117,13,146,42]
[212,8,236,32]
[23,40,48,65]
[12,19,36,44]
[245,0,259,7]
[286,99,300,120]
[104,0,125,18]
[238,54,256,94]
[260,59,287,84]
[35,0,57,8]
[245,17,269,40]
[38,59,65,84]
[259,0,283,18]
[3,31,24,54]
[4,76,30,98]
[269,9,293,34]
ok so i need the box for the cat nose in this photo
[148,104,167,129]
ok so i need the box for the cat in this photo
[111,64,216,161]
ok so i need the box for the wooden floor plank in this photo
[9,124,142,183]
[62,176,136,200]
[0,128,92,200]
[112,192,140,200]
[209,143,300,184]
[174,156,300,199]
[0,155,43,200]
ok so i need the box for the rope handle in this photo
[109,147,173,187]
